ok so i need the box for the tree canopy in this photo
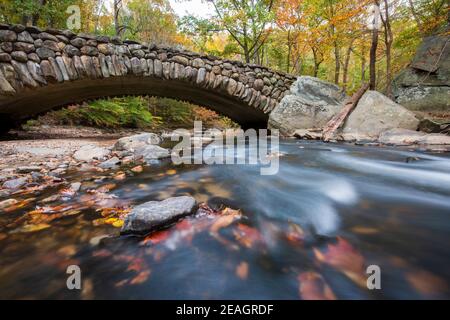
[0,0,448,94]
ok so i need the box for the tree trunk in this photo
[342,39,355,91]
[383,0,393,97]
[369,2,380,90]
[334,42,340,84]
[361,43,367,82]
[312,48,322,77]
[114,0,122,37]
[322,83,370,141]
[286,29,291,73]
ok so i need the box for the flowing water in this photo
[1,140,450,299]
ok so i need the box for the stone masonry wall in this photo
[0,24,296,115]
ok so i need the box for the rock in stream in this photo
[121,196,197,235]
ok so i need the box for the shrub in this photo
[48,97,157,129]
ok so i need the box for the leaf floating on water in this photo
[112,219,124,228]
[236,261,249,280]
[59,188,76,198]
[114,172,126,181]
[81,278,94,300]
[351,226,379,235]
[98,206,130,218]
[313,237,366,287]
[93,216,125,227]
[298,272,336,300]
[175,219,192,231]
[2,198,35,213]
[131,166,143,173]
[233,223,262,249]
[64,209,81,216]
[166,169,177,175]
[57,245,77,257]
[138,184,149,190]
[14,223,51,233]
[210,215,236,234]
[286,222,305,244]
[92,249,112,258]
[210,207,241,234]
[130,270,151,285]
[406,270,449,298]
[141,230,171,246]
[0,199,18,210]
[96,183,117,193]
[37,204,73,214]
[41,194,60,204]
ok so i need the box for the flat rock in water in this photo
[418,133,450,145]
[16,166,41,173]
[121,196,197,234]
[73,145,110,162]
[294,129,323,140]
[2,177,28,189]
[134,145,170,162]
[378,128,427,146]
[99,156,121,169]
[114,133,161,151]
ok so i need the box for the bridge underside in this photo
[0,24,297,132]
[0,76,269,129]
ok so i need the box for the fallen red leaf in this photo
[130,270,151,285]
[406,269,449,298]
[233,223,263,249]
[141,230,171,246]
[298,272,336,300]
[236,261,249,280]
[313,237,366,287]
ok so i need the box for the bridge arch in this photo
[0,24,296,129]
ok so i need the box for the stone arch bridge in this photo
[0,24,296,130]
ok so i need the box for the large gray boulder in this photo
[114,133,161,151]
[341,91,420,140]
[121,196,197,234]
[268,76,347,135]
[393,34,449,112]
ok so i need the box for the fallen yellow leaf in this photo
[112,219,124,228]
[17,223,51,233]
[351,226,379,235]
